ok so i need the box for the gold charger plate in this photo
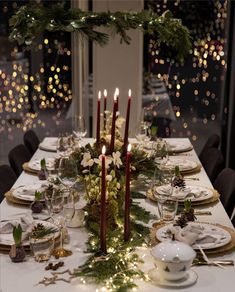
[22,162,38,175]
[5,190,32,206]
[146,188,220,206]
[150,222,235,256]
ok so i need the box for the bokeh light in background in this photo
[0,0,71,138]
[0,0,228,151]
[145,0,227,145]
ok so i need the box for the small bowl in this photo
[151,240,196,281]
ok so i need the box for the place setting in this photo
[164,138,193,154]
[0,213,60,255]
[23,157,56,175]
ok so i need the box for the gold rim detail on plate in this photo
[150,222,235,256]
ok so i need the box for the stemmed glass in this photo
[73,115,87,142]
[135,121,151,148]
[58,156,78,189]
[49,187,73,258]
[151,139,169,168]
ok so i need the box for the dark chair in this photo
[199,134,220,161]
[23,130,40,156]
[213,168,235,218]
[200,147,224,183]
[232,216,235,228]
[8,144,31,177]
[0,165,17,203]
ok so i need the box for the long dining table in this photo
[0,138,235,292]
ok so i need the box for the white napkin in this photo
[172,187,207,200]
[168,223,221,246]
[0,214,34,234]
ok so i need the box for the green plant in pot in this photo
[9,224,26,263]
[31,191,44,213]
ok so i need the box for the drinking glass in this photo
[135,122,151,148]
[73,115,87,141]
[151,168,174,223]
[30,234,54,262]
[58,156,78,189]
[151,139,169,167]
[161,197,178,223]
[51,187,64,214]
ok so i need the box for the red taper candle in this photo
[103,89,107,131]
[115,88,119,112]
[124,144,132,241]
[110,93,117,153]
[100,145,107,252]
[124,89,132,150]
[96,91,101,144]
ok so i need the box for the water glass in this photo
[30,234,54,262]
[161,197,178,223]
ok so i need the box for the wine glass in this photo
[50,187,73,258]
[57,156,78,190]
[135,121,151,148]
[151,139,169,167]
[73,115,87,141]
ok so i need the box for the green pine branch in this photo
[9,3,191,63]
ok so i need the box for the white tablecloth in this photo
[0,138,234,292]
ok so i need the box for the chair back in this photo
[199,134,220,161]
[213,168,235,218]
[0,165,17,203]
[200,147,224,183]
[8,144,31,177]
[23,130,40,155]
[232,216,235,228]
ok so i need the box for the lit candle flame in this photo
[104,89,107,97]
[114,93,117,101]
[98,90,101,100]
[127,144,132,152]
[128,89,131,97]
[115,88,119,96]
[102,145,106,155]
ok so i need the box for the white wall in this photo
[93,0,144,137]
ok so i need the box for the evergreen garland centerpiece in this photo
[9,3,191,63]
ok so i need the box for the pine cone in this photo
[172,176,186,189]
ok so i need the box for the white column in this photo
[71,0,89,127]
[93,0,144,137]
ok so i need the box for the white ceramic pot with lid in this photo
[151,239,196,281]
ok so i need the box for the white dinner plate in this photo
[12,182,49,202]
[154,185,213,202]
[156,222,231,250]
[28,158,55,171]
[162,157,198,172]
[39,137,58,152]
[165,139,193,153]
[0,220,59,246]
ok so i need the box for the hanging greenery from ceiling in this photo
[9,3,191,63]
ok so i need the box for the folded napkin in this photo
[0,214,34,234]
[172,187,207,200]
[167,223,221,246]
